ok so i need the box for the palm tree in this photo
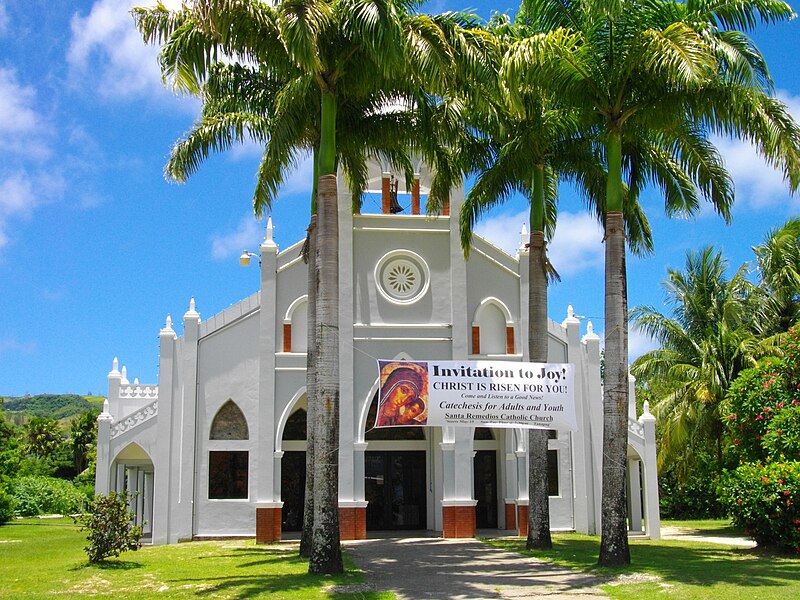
[506,0,800,565]
[631,247,762,471]
[752,218,800,337]
[167,61,419,557]
[24,417,63,460]
[133,0,490,573]
[452,13,595,551]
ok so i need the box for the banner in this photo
[375,360,576,431]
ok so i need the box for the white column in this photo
[640,403,660,539]
[169,299,200,542]
[152,316,176,545]
[95,399,113,496]
[256,219,281,513]
[337,176,356,502]
[582,322,603,534]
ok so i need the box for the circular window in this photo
[375,250,430,305]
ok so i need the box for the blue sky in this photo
[1,0,799,397]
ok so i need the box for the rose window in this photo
[375,250,430,305]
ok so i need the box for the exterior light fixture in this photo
[239,250,260,267]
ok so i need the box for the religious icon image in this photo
[376,361,429,427]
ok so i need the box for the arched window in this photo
[283,297,308,353]
[209,400,249,440]
[472,298,515,355]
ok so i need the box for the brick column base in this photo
[504,503,517,531]
[442,505,476,538]
[255,507,282,543]
[516,504,528,537]
[339,506,367,540]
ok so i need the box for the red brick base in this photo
[505,503,517,531]
[255,507,282,543]
[442,505,476,538]
[516,504,528,537]
[338,506,367,540]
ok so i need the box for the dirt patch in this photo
[606,572,662,586]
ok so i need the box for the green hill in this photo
[0,394,105,423]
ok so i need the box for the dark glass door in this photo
[365,451,426,530]
[474,450,498,529]
[281,451,306,531]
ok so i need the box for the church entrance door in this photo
[365,451,426,530]
[474,450,498,529]
[281,451,305,531]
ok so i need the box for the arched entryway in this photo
[111,442,154,540]
[364,395,427,530]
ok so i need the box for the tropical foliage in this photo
[0,405,98,522]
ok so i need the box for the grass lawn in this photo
[485,522,800,600]
[0,518,391,599]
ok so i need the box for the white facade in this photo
[95,167,660,544]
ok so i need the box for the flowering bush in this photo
[763,405,800,461]
[719,324,800,552]
[720,462,800,553]
[722,358,794,463]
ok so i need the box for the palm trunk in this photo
[300,214,317,558]
[527,166,552,550]
[309,92,343,575]
[599,132,631,566]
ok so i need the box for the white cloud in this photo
[473,209,528,255]
[68,0,186,100]
[474,209,604,276]
[210,215,264,260]
[628,327,659,363]
[713,90,800,210]
[0,68,51,160]
[0,173,35,248]
[549,212,604,276]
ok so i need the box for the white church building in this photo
[95,163,660,544]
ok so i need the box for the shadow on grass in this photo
[69,559,144,571]
[169,545,381,599]
[487,535,800,592]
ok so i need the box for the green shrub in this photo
[720,462,800,553]
[76,491,143,563]
[9,475,85,516]
[0,487,13,524]
[660,468,726,519]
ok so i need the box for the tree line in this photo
[132,0,800,570]
[0,398,99,523]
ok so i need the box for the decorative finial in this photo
[184,297,200,321]
[583,320,600,341]
[109,357,120,377]
[98,399,112,422]
[519,223,528,251]
[133,378,139,385]
[644,400,650,415]
[161,313,175,337]
[563,304,580,326]
[121,365,129,385]
[261,216,277,250]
